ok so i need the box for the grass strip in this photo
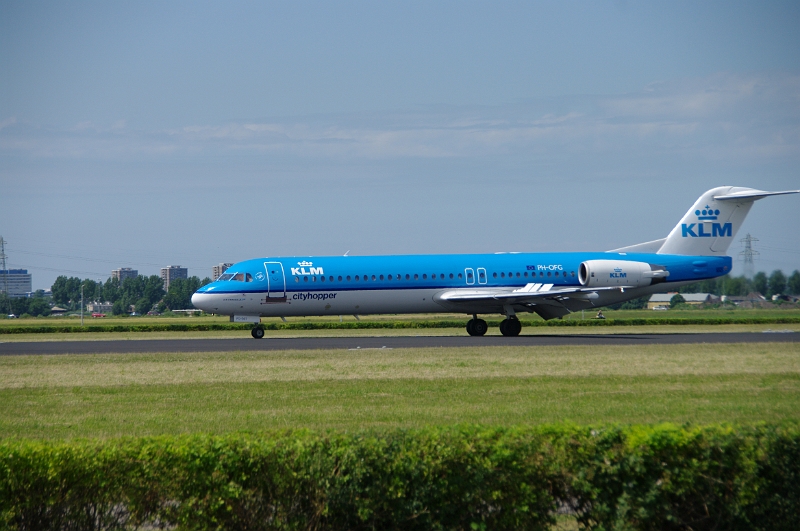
[3,315,800,334]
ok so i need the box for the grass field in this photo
[2,307,799,329]
[1,323,799,342]
[1,342,797,439]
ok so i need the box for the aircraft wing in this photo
[436,283,632,306]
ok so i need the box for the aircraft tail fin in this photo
[656,186,799,256]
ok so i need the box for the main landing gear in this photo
[499,318,522,337]
[466,315,488,336]
[251,325,265,339]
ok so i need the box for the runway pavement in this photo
[0,332,796,355]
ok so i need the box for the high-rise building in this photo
[111,268,139,282]
[212,263,233,280]
[161,265,188,290]
[0,269,32,298]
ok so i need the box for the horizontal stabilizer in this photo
[714,189,800,201]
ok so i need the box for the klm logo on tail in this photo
[681,204,732,238]
[681,223,732,238]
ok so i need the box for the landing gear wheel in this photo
[500,318,521,337]
[466,318,488,336]
[251,326,265,339]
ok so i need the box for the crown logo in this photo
[695,205,719,221]
[613,267,622,273]
[298,261,313,267]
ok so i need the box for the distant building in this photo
[161,265,188,290]
[721,292,768,307]
[86,302,113,313]
[111,268,138,282]
[0,269,32,298]
[24,289,52,298]
[647,292,718,309]
[213,263,233,281]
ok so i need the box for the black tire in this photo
[251,327,265,339]
[500,319,521,337]
[472,319,488,336]
[466,319,476,336]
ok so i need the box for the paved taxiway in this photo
[0,332,795,355]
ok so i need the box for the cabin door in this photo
[263,262,287,301]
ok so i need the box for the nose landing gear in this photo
[251,326,265,339]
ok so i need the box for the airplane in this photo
[191,186,798,338]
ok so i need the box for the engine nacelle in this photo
[578,260,669,288]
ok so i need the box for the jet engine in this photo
[578,260,669,288]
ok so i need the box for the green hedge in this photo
[2,316,799,334]
[2,424,798,530]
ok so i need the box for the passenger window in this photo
[516,272,520,277]
[414,274,419,280]
[570,272,575,277]
[449,273,454,279]
[347,276,351,281]
[320,276,325,282]
[304,276,309,282]
[423,274,427,279]
[379,275,383,280]
[312,276,317,282]
[294,276,299,282]
[458,273,462,279]
[493,272,497,278]
[547,272,551,277]
[406,274,410,280]
[501,272,505,278]
[539,272,544,277]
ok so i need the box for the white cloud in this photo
[2,73,798,162]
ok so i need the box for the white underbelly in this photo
[251,288,444,317]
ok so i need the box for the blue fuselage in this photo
[191,252,731,319]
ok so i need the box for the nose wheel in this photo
[251,326,265,339]
[466,318,488,336]
[499,318,522,337]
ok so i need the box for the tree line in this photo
[3,275,211,317]
[678,269,800,298]
[4,269,800,317]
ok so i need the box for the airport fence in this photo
[1,315,800,334]
[1,423,798,530]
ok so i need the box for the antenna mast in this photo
[0,236,8,297]
[738,233,759,279]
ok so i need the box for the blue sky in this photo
[2,1,799,289]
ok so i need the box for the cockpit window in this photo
[218,274,234,281]
[232,273,244,281]
[246,273,253,282]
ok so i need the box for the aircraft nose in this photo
[191,291,208,311]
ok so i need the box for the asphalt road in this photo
[0,332,796,355]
